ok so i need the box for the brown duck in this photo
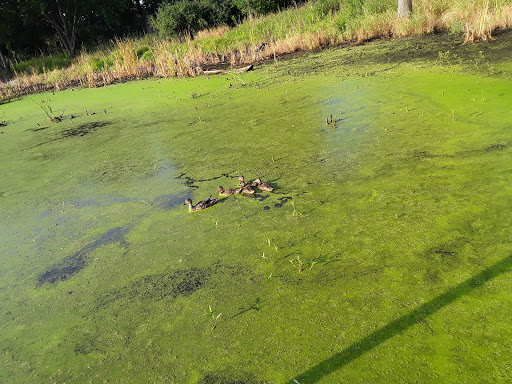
[254,178,274,192]
[238,175,258,188]
[184,196,218,211]
[242,185,256,195]
[217,186,241,196]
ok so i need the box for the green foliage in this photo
[150,0,305,38]
[14,54,72,74]
[150,0,241,38]
[315,0,395,31]
[87,57,115,72]
[233,0,301,15]
[450,21,464,34]
[139,48,155,62]
[312,0,343,17]
[136,46,151,58]
[313,0,395,19]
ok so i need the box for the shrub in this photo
[14,54,71,74]
[87,57,115,72]
[150,0,242,38]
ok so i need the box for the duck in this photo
[184,196,218,211]
[238,175,258,188]
[217,186,241,196]
[254,178,274,192]
[242,185,256,195]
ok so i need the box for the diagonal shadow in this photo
[287,254,512,384]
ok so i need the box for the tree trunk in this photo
[44,0,78,57]
[0,48,8,71]
[398,0,412,18]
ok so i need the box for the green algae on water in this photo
[1,32,512,384]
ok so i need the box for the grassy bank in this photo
[1,0,512,99]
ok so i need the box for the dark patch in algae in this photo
[96,263,249,309]
[199,371,269,384]
[61,121,111,138]
[405,142,509,161]
[423,237,468,263]
[175,171,238,189]
[23,121,113,151]
[37,227,129,285]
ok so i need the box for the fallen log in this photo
[203,64,254,75]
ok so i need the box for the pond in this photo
[1,32,512,383]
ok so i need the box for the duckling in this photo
[242,185,256,195]
[238,175,258,188]
[184,196,218,211]
[217,186,241,196]
[254,178,274,192]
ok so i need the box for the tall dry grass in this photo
[2,0,512,100]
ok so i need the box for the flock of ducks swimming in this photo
[184,175,275,211]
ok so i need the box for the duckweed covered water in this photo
[1,32,512,383]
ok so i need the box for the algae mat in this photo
[1,33,512,383]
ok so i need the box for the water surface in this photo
[1,33,512,383]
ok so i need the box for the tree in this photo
[398,0,412,18]
[28,0,79,57]
[0,0,51,69]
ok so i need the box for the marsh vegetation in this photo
[2,0,512,99]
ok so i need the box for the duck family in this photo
[184,175,274,211]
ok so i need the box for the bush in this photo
[14,54,71,74]
[87,57,115,72]
[150,0,242,38]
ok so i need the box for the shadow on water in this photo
[198,370,268,384]
[23,121,113,151]
[286,254,512,384]
[152,190,193,209]
[229,298,265,320]
[61,122,111,138]
[37,227,129,285]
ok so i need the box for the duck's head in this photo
[254,178,262,184]
[217,186,224,192]
[184,199,192,205]
[238,175,245,182]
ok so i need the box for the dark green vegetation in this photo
[0,0,298,69]
[1,32,512,383]
[150,0,302,38]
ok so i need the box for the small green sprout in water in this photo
[289,255,304,272]
[267,273,273,282]
[310,261,317,271]
[291,198,298,216]
[204,305,222,329]
[266,237,278,251]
